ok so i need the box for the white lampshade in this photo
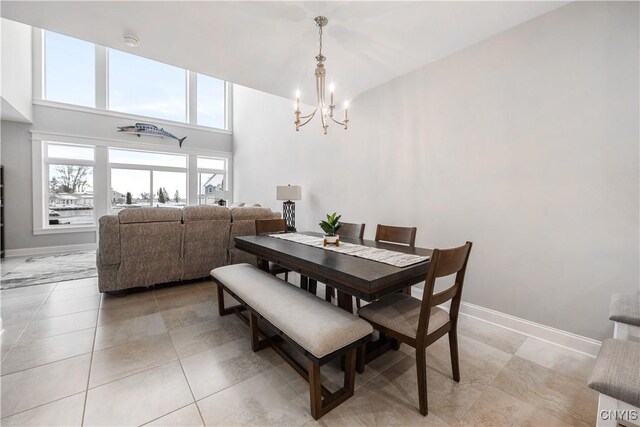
[276,185,302,201]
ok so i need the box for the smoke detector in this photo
[123,35,139,47]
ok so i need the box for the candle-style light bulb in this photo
[330,83,335,106]
[344,101,349,120]
[295,90,300,112]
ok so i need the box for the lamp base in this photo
[282,201,296,232]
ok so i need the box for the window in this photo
[109,148,187,212]
[44,31,95,107]
[197,156,227,206]
[41,31,229,129]
[197,74,225,129]
[108,49,187,122]
[45,143,95,227]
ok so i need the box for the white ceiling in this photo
[2,1,567,104]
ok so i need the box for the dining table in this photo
[234,231,433,371]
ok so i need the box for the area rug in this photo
[1,250,97,290]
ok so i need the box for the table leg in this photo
[257,258,269,273]
[308,279,317,295]
[300,275,309,292]
[337,291,354,313]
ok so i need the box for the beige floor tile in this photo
[2,328,95,375]
[491,356,598,426]
[144,403,204,426]
[21,309,98,342]
[169,317,245,359]
[0,392,86,426]
[46,284,100,303]
[197,369,314,426]
[0,354,91,418]
[100,288,155,308]
[369,355,484,425]
[53,277,98,290]
[35,295,101,319]
[155,288,215,311]
[0,292,49,310]
[426,333,512,386]
[1,302,41,327]
[160,300,220,330]
[515,336,596,382]
[89,332,178,387]
[84,361,193,426]
[94,312,167,350]
[313,379,451,426]
[1,324,28,349]
[0,284,54,299]
[457,315,528,354]
[459,385,575,426]
[181,338,273,400]
[97,297,159,325]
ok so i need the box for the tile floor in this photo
[0,274,598,426]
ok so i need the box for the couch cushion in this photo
[182,205,231,222]
[230,207,280,221]
[117,221,183,288]
[118,207,182,224]
[212,264,372,359]
[588,339,640,407]
[610,293,640,327]
[228,207,281,265]
[358,293,450,338]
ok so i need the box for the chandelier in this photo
[294,16,349,135]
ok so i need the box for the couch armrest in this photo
[98,215,120,266]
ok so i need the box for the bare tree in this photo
[54,166,90,193]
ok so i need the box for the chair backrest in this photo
[338,222,366,239]
[417,242,473,340]
[255,218,287,235]
[375,224,417,247]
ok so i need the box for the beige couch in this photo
[97,206,280,293]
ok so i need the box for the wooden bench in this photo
[211,263,373,419]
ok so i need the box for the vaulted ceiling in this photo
[2,1,567,103]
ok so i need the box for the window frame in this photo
[34,28,232,133]
[32,133,233,235]
[108,147,188,213]
[37,142,97,233]
[197,156,228,206]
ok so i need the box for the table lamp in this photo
[276,185,302,231]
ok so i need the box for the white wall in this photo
[233,1,639,341]
[1,18,33,123]
[1,103,232,251]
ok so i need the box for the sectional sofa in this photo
[96,205,280,293]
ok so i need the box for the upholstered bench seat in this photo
[588,339,640,408]
[358,292,449,339]
[212,263,373,358]
[610,293,640,327]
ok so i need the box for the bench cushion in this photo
[588,339,640,407]
[358,293,449,339]
[610,293,640,327]
[211,264,373,359]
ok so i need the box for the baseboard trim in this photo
[412,287,601,358]
[5,243,97,258]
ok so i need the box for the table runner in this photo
[269,233,429,268]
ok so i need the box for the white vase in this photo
[323,235,340,246]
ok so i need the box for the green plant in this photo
[125,192,132,205]
[319,212,342,236]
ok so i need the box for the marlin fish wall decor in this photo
[117,123,187,147]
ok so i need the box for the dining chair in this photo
[375,224,417,246]
[358,241,473,416]
[376,224,417,297]
[323,222,367,303]
[255,219,290,282]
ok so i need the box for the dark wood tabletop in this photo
[234,232,432,301]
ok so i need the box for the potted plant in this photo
[320,212,342,246]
